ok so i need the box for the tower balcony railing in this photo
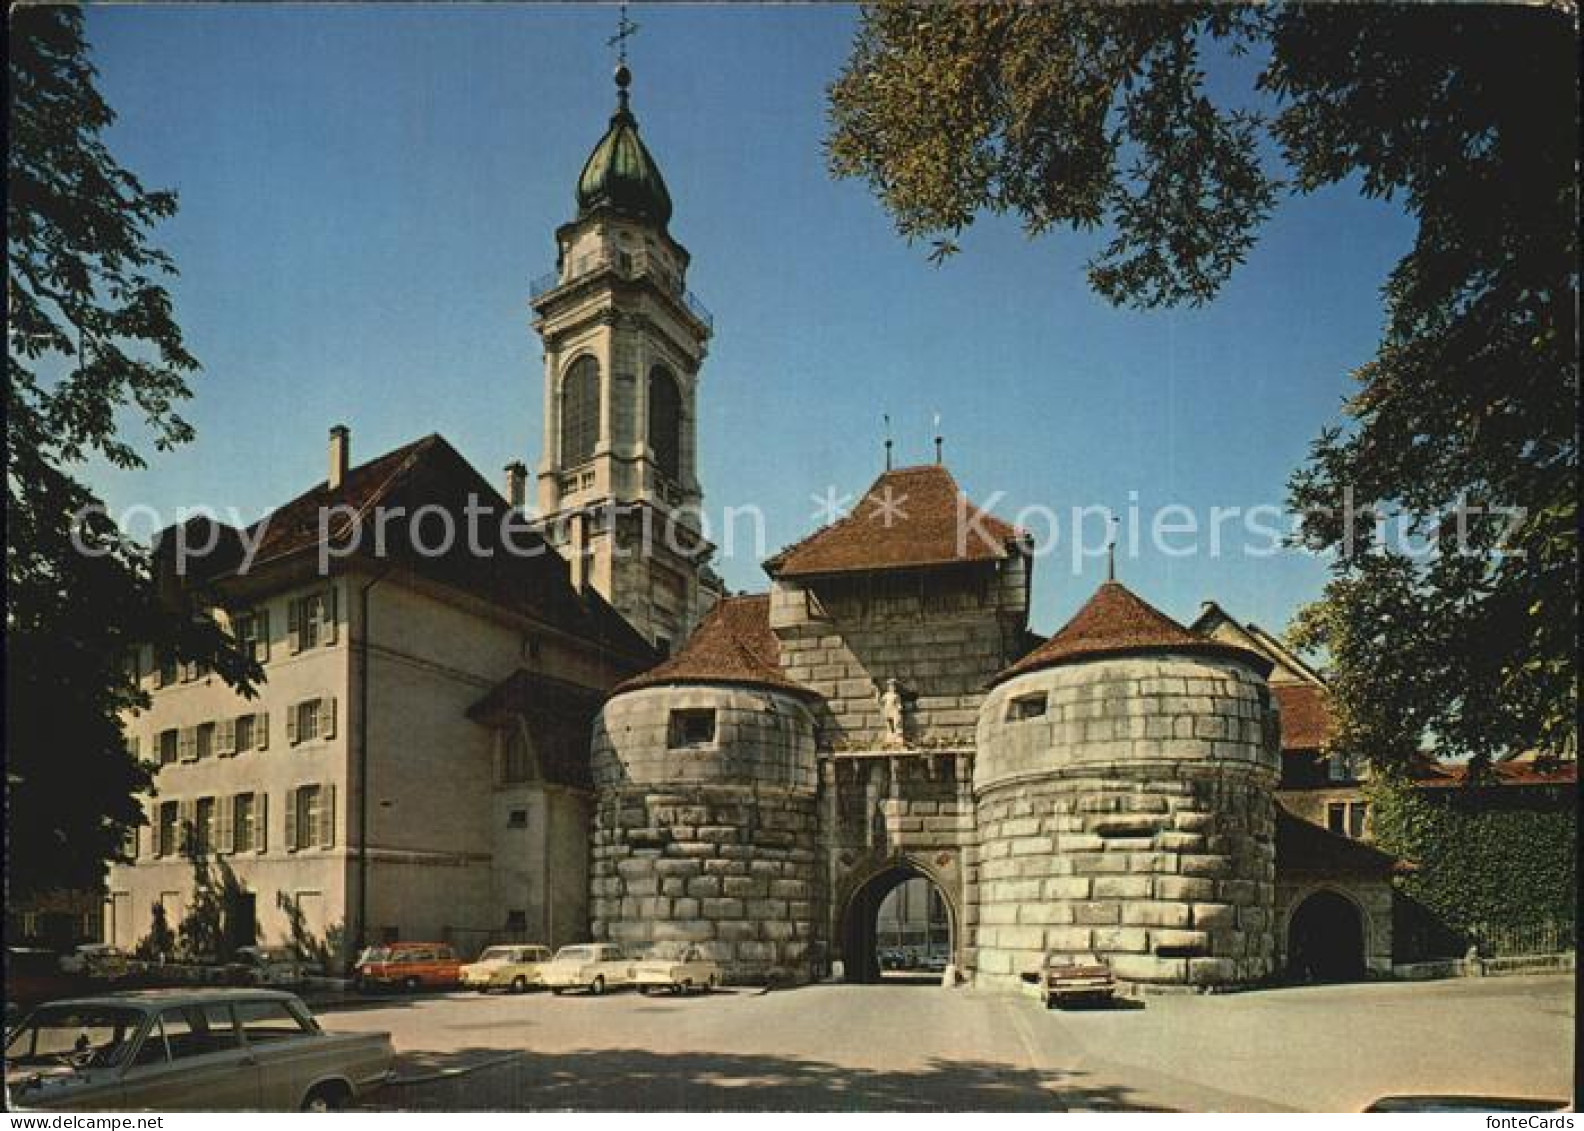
[530,246,713,332]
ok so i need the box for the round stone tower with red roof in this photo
[589,596,822,980]
[974,581,1282,991]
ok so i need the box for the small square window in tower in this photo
[1007,692,1048,721]
[668,709,716,749]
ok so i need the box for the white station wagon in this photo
[4,989,393,1111]
[539,944,635,995]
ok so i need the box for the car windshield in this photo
[477,948,517,962]
[645,942,689,961]
[357,948,390,964]
[554,946,595,962]
[5,1005,146,1070]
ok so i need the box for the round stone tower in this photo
[973,581,1280,991]
[590,596,821,982]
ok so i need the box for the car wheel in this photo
[551,986,564,996]
[301,1083,350,1112]
[589,975,605,995]
[403,976,421,992]
[673,982,685,996]
[709,974,720,992]
[512,976,528,994]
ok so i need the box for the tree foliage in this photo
[828,3,1577,770]
[7,7,258,902]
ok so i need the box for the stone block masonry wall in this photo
[590,785,819,980]
[590,685,819,981]
[974,654,1281,992]
[769,566,1024,751]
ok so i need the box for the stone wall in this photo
[768,562,1025,751]
[973,654,1280,991]
[589,684,819,980]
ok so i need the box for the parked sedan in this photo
[460,945,554,993]
[4,989,393,1111]
[57,945,135,981]
[632,943,720,995]
[538,944,634,995]
[228,946,306,988]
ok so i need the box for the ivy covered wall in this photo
[1368,777,1576,958]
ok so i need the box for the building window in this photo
[668,708,716,749]
[158,729,179,766]
[195,722,215,761]
[1348,801,1368,840]
[287,784,333,851]
[293,786,321,850]
[156,652,178,688]
[235,610,269,663]
[505,910,528,933]
[194,797,216,854]
[647,365,682,480]
[502,728,533,784]
[1327,750,1354,783]
[233,794,255,853]
[507,809,529,830]
[289,590,336,652]
[288,698,335,745]
[235,714,255,753]
[157,802,180,857]
[560,356,600,466]
[1007,692,1048,721]
[1327,802,1346,835]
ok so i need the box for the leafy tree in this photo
[7,7,258,903]
[827,3,1577,770]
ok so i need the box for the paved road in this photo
[321,974,1575,1111]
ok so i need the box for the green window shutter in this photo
[256,711,269,751]
[323,586,339,645]
[288,598,302,654]
[257,608,271,662]
[218,718,237,757]
[286,702,299,746]
[319,697,337,740]
[284,788,298,852]
[179,728,197,763]
[320,783,336,848]
[255,793,268,853]
[215,796,234,856]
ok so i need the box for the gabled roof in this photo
[993,580,1272,686]
[1191,601,1326,686]
[614,594,814,698]
[172,433,653,663]
[764,464,1021,579]
[1275,805,1411,877]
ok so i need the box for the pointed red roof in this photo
[994,580,1272,685]
[764,464,1020,578]
[615,594,815,697]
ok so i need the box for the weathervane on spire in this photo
[608,2,640,68]
[1106,512,1120,581]
[883,414,894,471]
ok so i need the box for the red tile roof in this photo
[179,433,654,662]
[994,580,1273,685]
[1274,683,1333,752]
[615,594,814,697]
[1411,758,1577,790]
[1275,805,1412,877]
[764,465,1020,578]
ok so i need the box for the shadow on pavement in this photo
[364,1045,1171,1111]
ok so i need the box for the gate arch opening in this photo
[840,864,954,984]
[1287,889,1366,983]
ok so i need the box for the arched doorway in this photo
[840,864,953,984]
[1287,889,1367,982]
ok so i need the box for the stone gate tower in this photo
[531,64,719,654]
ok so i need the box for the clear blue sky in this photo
[82,4,1414,641]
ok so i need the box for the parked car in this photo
[1036,953,1116,1008]
[228,947,305,988]
[353,943,460,992]
[460,945,553,993]
[4,989,393,1111]
[57,945,135,981]
[539,944,634,995]
[632,942,720,995]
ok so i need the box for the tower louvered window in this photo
[560,356,600,466]
[648,365,682,480]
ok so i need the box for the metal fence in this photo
[1465,919,1575,958]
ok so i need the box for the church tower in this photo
[530,64,719,655]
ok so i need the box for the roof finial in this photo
[933,411,943,465]
[608,4,638,113]
[1106,513,1120,581]
[883,414,893,471]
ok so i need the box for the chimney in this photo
[504,461,527,510]
[328,425,350,490]
[567,511,589,594]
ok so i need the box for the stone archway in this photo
[838,858,957,984]
[1287,888,1367,982]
